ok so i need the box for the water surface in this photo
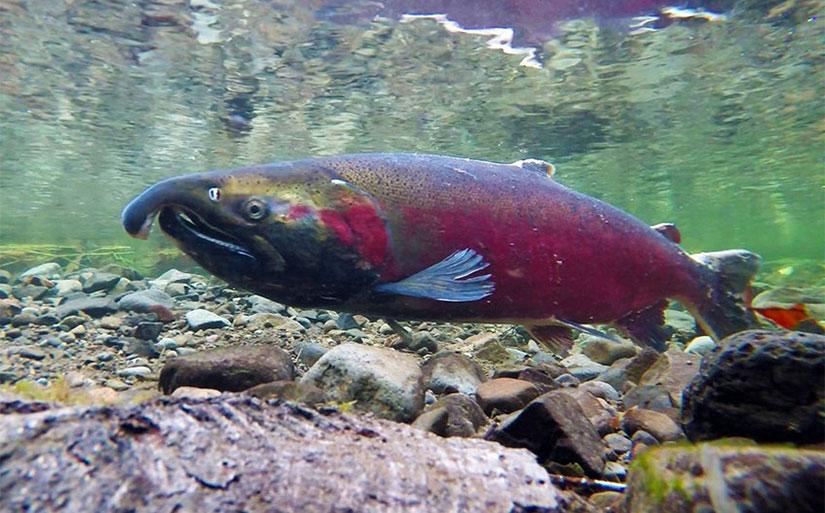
[0,0,822,272]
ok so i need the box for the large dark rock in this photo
[55,296,117,319]
[682,330,825,444]
[159,345,295,394]
[488,390,605,477]
[0,396,568,513]
[625,444,825,513]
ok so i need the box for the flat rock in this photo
[80,272,122,294]
[638,348,699,408]
[475,378,541,415]
[625,444,824,513]
[301,343,424,422]
[116,366,153,378]
[488,390,606,477]
[581,336,638,365]
[117,289,175,313]
[244,380,327,405]
[682,330,825,444]
[0,396,566,513]
[578,380,620,402]
[12,284,49,300]
[421,352,486,395]
[412,393,488,437]
[18,262,61,280]
[622,407,684,442]
[159,345,295,394]
[184,309,230,330]
[247,295,286,314]
[54,279,82,297]
[56,296,117,319]
[152,268,201,285]
[170,386,222,399]
[243,312,288,330]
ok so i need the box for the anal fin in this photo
[614,300,670,351]
[525,324,575,356]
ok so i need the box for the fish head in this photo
[121,162,386,305]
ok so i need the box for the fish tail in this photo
[687,249,762,341]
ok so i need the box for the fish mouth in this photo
[157,206,256,262]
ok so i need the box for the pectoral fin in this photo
[374,249,494,302]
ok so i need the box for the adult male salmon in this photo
[122,153,760,351]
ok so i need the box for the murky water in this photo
[0,0,823,273]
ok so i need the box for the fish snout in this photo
[122,175,208,239]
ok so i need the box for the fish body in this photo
[122,153,759,350]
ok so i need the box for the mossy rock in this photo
[625,443,824,513]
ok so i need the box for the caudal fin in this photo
[689,249,762,341]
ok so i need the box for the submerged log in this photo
[0,395,565,513]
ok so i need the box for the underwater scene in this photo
[0,1,823,512]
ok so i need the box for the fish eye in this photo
[242,197,268,221]
[208,187,221,201]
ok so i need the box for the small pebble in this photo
[97,351,116,362]
[99,315,123,330]
[604,433,633,454]
[295,341,327,367]
[335,313,360,330]
[105,379,130,391]
[40,336,63,348]
[18,347,48,361]
[135,321,164,340]
[602,461,627,481]
[116,366,153,378]
[156,337,178,350]
[185,309,230,330]
[631,429,660,447]
[579,380,620,402]
[554,373,580,387]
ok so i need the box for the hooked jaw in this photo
[121,175,193,240]
[122,174,252,259]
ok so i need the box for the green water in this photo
[0,1,823,274]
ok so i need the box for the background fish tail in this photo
[688,249,762,341]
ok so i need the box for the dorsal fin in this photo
[651,223,681,244]
[511,159,555,178]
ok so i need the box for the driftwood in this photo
[0,395,566,513]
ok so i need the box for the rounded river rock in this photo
[301,343,424,422]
